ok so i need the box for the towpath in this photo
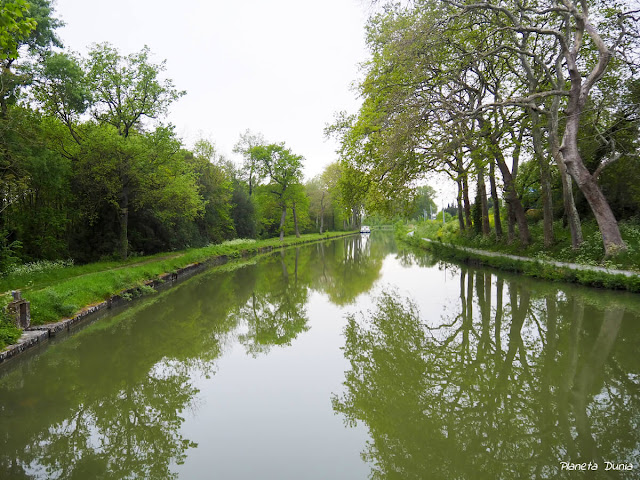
[419,237,640,278]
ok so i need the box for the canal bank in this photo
[0,232,359,365]
[1,231,638,479]
[404,234,640,292]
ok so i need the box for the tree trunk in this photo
[119,185,129,259]
[549,56,583,248]
[456,178,465,232]
[292,201,300,238]
[561,99,624,256]
[494,150,530,246]
[479,116,530,246]
[279,204,286,241]
[559,23,625,256]
[457,152,473,229]
[559,161,583,248]
[319,191,325,234]
[478,168,491,236]
[506,201,516,243]
[489,160,502,239]
[531,109,554,247]
[518,40,553,247]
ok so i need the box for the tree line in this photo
[0,0,375,270]
[328,0,640,257]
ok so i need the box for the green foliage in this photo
[407,185,437,220]
[0,312,21,349]
[0,0,36,61]
[5,258,73,276]
[0,0,62,111]
[249,142,305,239]
[230,177,257,238]
[233,129,266,196]
[34,52,91,127]
[85,43,185,137]
[188,142,235,243]
[0,231,21,273]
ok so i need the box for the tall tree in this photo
[441,0,637,255]
[188,138,235,243]
[86,43,185,138]
[251,143,304,241]
[0,0,61,117]
[82,44,185,257]
[233,129,266,196]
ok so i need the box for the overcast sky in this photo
[52,0,370,179]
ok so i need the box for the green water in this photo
[0,233,638,479]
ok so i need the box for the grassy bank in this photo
[1,231,355,342]
[398,220,640,292]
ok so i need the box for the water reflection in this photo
[4,233,637,479]
[333,267,640,479]
[0,234,389,479]
[236,250,310,356]
[307,235,387,305]
[0,264,253,479]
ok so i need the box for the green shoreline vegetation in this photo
[0,3,369,351]
[398,219,640,292]
[0,232,354,350]
[3,4,640,346]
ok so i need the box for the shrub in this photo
[0,313,21,349]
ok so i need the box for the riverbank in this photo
[401,230,640,293]
[1,231,357,361]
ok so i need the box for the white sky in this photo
[52,0,370,180]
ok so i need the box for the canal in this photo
[0,233,639,479]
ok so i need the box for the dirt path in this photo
[420,238,640,278]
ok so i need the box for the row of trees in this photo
[330,0,640,257]
[0,0,369,269]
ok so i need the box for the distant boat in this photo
[360,225,371,233]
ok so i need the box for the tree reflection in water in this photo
[0,265,254,479]
[333,268,640,479]
[236,249,310,356]
[0,233,395,479]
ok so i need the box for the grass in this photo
[407,218,640,271]
[0,315,21,350]
[400,218,640,292]
[0,231,354,338]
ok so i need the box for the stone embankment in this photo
[0,259,216,365]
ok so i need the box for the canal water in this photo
[0,233,639,479]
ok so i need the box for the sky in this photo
[51,0,371,180]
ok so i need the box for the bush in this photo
[0,314,21,350]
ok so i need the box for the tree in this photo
[440,0,638,255]
[77,44,186,258]
[187,138,235,243]
[0,0,36,63]
[86,43,185,138]
[408,185,437,221]
[0,0,62,117]
[33,52,90,143]
[250,143,304,241]
[233,129,266,196]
